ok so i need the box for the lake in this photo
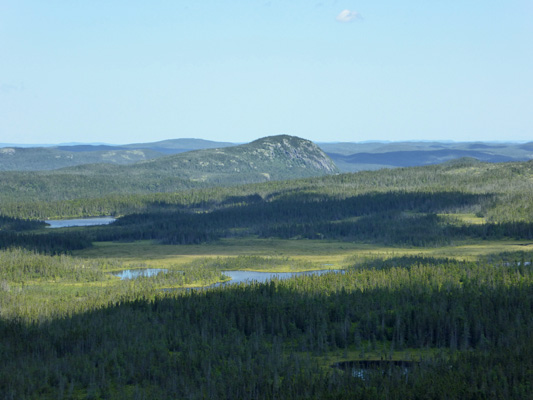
[45,217,116,228]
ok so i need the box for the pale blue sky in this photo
[1,1,532,144]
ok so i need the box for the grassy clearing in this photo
[438,213,486,225]
[8,237,532,319]
[74,237,533,270]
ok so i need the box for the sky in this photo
[1,0,532,145]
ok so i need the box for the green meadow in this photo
[75,236,533,269]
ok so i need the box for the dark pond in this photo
[45,217,116,228]
[332,360,419,379]
[113,268,168,280]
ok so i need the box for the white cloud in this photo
[336,9,360,23]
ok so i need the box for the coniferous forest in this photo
[1,156,533,399]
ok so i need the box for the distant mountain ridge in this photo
[0,139,238,171]
[318,141,533,172]
[123,138,235,154]
[0,135,339,202]
[329,149,515,168]
[2,137,532,173]
[0,147,163,171]
[134,135,339,181]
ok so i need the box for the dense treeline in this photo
[262,214,533,244]
[3,188,533,253]
[0,190,264,220]
[1,159,532,222]
[0,251,531,398]
[0,160,532,253]
[0,215,46,231]
[0,231,91,254]
[54,191,533,247]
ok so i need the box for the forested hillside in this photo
[1,156,532,398]
[1,249,532,399]
[1,158,532,254]
[2,157,532,220]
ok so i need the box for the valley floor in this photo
[75,237,533,271]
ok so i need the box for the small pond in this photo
[113,268,168,280]
[46,217,116,228]
[211,269,342,288]
[332,360,419,379]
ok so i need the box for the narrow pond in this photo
[113,268,342,287]
[210,269,342,288]
[45,217,116,228]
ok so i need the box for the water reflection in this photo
[210,269,342,288]
[117,268,342,289]
[45,217,116,228]
[113,268,168,280]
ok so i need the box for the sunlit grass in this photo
[6,236,533,320]
[74,237,533,269]
[438,213,486,225]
